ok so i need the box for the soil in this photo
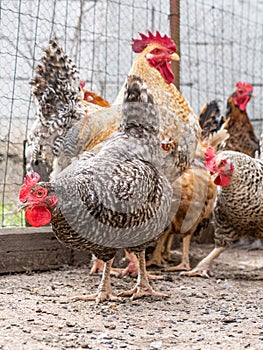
[0,243,262,350]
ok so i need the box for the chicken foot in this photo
[180,246,226,278]
[72,258,120,303]
[89,256,122,277]
[118,251,168,300]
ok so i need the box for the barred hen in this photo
[19,76,173,302]
[181,147,263,278]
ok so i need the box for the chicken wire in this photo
[0,0,263,228]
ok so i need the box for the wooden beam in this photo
[170,0,180,90]
[0,227,91,274]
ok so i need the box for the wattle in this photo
[214,174,231,187]
[25,206,52,227]
[158,61,174,84]
[233,96,250,111]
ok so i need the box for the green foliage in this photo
[0,204,25,227]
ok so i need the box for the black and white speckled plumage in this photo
[33,76,173,261]
[213,151,263,247]
[26,40,86,177]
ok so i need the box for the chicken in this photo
[19,75,173,303]
[27,32,200,181]
[146,99,228,270]
[181,146,263,278]
[199,86,260,252]
[146,126,228,271]
[221,82,259,157]
[26,32,201,278]
[26,40,119,180]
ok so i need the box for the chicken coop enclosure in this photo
[1,0,263,229]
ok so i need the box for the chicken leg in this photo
[146,228,171,267]
[165,234,192,271]
[118,250,168,300]
[180,246,226,278]
[72,258,120,303]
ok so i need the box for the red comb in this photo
[132,31,176,53]
[19,172,40,201]
[235,82,253,93]
[80,81,85,89]
[204,147,216,172]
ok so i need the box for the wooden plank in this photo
[0,227,91,274]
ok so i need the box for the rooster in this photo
[26,32,201,277]
[27,33,200,181]
[181,146,263,278]
[19,76,173,303]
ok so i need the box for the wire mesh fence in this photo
[0,0,263,228]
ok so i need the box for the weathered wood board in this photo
[0,227,91,274]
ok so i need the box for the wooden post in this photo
[170,0,180,90]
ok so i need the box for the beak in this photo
[17,202,28,212]
[247,92,253,97]
[170,53,180,61]
[210,173,218,183]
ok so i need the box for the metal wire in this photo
[0,0,262,227]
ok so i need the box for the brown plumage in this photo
[80,81,111,107]
[20,76,173,302]
[181,148,263,278]
[146,127,228,271]
[224,83,259,157]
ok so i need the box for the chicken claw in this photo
[72,258,121,303]
[180,267,212,278]
[72,291,120,304]
[118,251,168,300]
[165,261,191,272]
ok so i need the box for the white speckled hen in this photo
[181,147,263,278]
[19,76,173,302]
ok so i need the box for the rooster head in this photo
[132,31,180,84]
[205,147,234,187]
[232,82,253,111]
[18,172,57,227]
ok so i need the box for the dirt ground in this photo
[0,243,262,350]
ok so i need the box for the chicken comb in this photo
[19,172,40,201]
[235,82,253,93]
[132,31,177,53]
[204,147,216,172]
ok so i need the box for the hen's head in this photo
[205,147,234,187]
[232,82,253,111]
[18,173,57,227]
[132,31,180,84]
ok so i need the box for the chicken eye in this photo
[152,48,160,54]
[35,189,45,198]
